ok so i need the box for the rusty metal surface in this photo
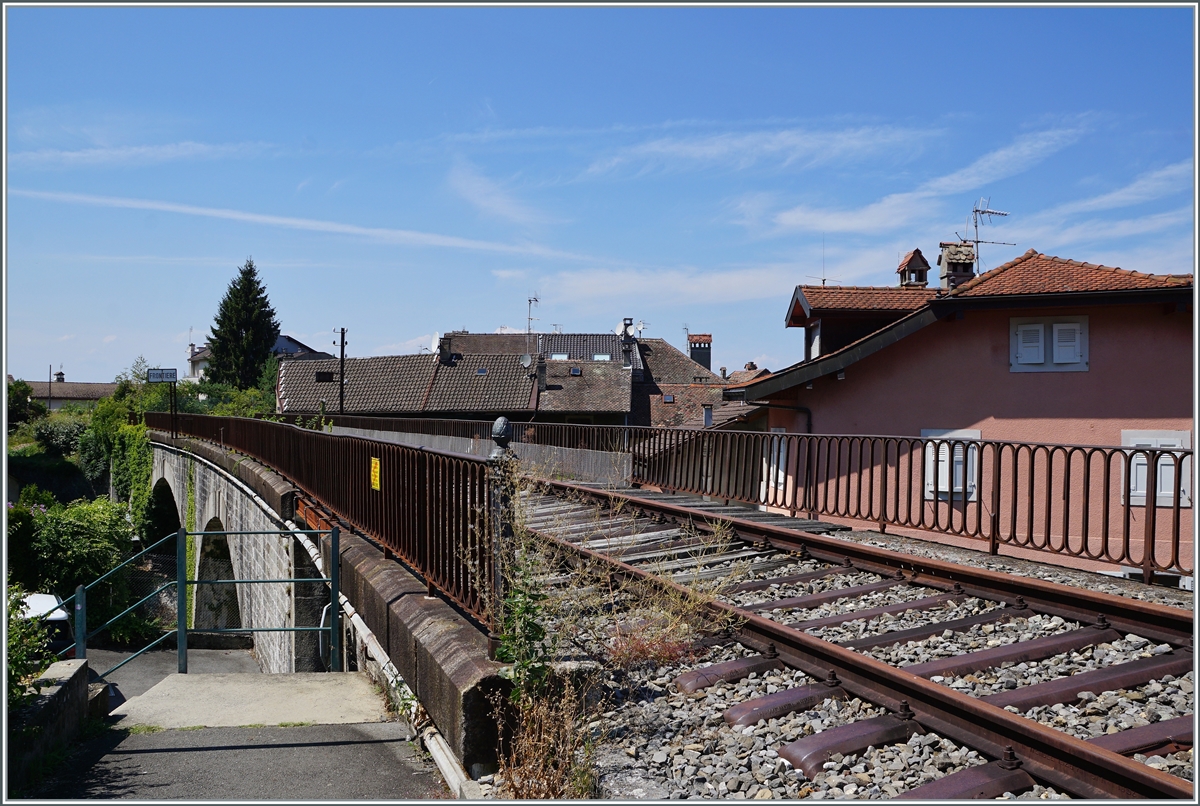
[527,516,1193,798]
[985,650,1195,711]
[893,758,1037,800]
[789,595,962,632]
[543,480,1194,647]
[836,609,1016,651]
[147,413,497,630]
[746,579,905,613]
[725,567,840,593]
[778,713,925,778]
[1087,716,1194,757]
[673,655,783,694]
[314,415,1193,577]
[722,681,847,727]
[903,628,1123,680]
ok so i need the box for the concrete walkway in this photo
[23,655,450,800]
[110,672,390,729]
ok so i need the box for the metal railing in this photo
[278,415,1192,581]
[63,526,340,677]
[146,412,500,631]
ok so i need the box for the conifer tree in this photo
[206,259,281,389]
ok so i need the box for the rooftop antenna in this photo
[635,320,649,335]
[526,294,539,355]
[551,323,562,334]
[806,234,841,285]
[955,197,1016,273]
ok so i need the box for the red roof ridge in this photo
[949,249,1192,296]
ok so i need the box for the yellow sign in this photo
[370,457,381,491]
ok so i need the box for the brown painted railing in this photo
[296,416,1192,580]
[145,413,499,629]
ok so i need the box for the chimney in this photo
[744,361,757,371]
[719,366,727,380]
[536,356,547,392]
[54,371,65,383]
[688,333,712,370]
[938,241,976,290]
[621,317,636,344]
[437,335,454,365]
[897,248,931,288]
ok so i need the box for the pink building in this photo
[731,246,1194,580]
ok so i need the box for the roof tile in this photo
[951,249,1193,297]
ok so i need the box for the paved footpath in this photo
[23,649,449,800]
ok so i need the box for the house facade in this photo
[18,372,118,411]
[187,334,334,381]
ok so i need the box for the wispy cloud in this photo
[995,206,1193,251]
[546,264,802,306]
[772,127,1086,234]
[103,335,117,343]
[587,126,933,175]
[1047,160,1193,216]
[9,141,272,168]
[448,160,548,225]
[10,189,586,260]
[372,334,435,355]
[491,268,527,280]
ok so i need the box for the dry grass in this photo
[492,675,599,799]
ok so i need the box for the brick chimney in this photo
[688,334,712,370]
[938,241,976,290]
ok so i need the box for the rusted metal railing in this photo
[145,412,499,629]
[291,415,1192,580]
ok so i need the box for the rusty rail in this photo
[145,412,498,629]
[293,415,1192,580]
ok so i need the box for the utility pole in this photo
[333,328,347,414]
[48,364,52,412]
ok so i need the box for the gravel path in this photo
[828,529,1192,610]
[864,614,1080,667]
[942,633,1177,696]
[808,597,1002,644]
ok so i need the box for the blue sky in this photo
[5,6,1194,383]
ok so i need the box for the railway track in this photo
[520,480,1194,800]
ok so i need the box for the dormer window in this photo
[593,353,611,361]
[550,353,569,360]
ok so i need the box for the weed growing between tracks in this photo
[485,457,601,799]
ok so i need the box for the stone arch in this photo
[145,478,182,553]
[194,515,242,631]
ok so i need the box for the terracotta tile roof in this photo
[26,381,119,401]
[442,332,534,355]
[726,368,771,386]
[645,383,727,428]
[800,286,940,311]
[951,249,1194,297]
[443,332,643,370]
[425,355,537,413]
[539,362,632,413]
[637,338,722,385]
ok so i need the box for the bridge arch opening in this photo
[145,478,181,553]
[195,516,242,632]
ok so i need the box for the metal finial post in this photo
[487,417,515,659]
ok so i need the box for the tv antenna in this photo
[526,294,539,355]
[955,197,1016,272]
[635,320,649,335]
[806,233,841,285]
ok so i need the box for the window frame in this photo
[1009,316,1089,373]
[1121,430,1192,508]
[921,428,981,501]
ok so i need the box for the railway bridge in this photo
[139,412,1193,799]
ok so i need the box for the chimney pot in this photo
[54,371,65,383]
[688,333,712,370]
[744,361,757,371]
[536,356,547,392]
[939,241,976,290]
[720,366,727,379]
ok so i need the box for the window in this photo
[662,394,675,403]
[921,429,980,501]
[476,368,488,376]
[1122,430,1192,508]
[550,353,569,360]
[593,353,611,361]
[768,427,787,491]
[1010,316,1088,373]
[569,367,582,376]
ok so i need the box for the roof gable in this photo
[951,249,1193,297]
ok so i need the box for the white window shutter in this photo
[1016,324,1044,364]
[1129,441,1154,498]
[1052,323,1081,364]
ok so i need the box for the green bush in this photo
[7,379,47,433]
[77,428,109,485]
[6,502,42,591]
[33,415,88,456]
[6,580,49,710]
[32,497,133,602]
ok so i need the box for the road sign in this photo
[370,457,381,491]
[147,368,178,383]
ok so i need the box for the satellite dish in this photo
[519,353,532,369]
[636,320,648,334]
[614,321,626,336]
